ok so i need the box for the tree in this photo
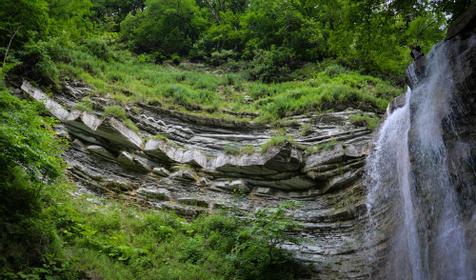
[0,0,50,53]
[91,0,145,29]
[121,0,207,56]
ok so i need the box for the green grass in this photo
[305,138,338,154]
[74,97,94,112]
[224,144,241,155]
[102,105,139,132]
[103,105,128,119]
[299,123,312,136]
[240,145,255,155]
[149,133,168,142]
[261,135,295,154]
[350,114,379,130]
[224,144,256,156]
[53,45,401,123]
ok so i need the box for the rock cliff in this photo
[19,78,374,278]
[15,7,475,279]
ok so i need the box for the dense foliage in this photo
[1,0,473,81]
[0,71,69,277]
[67,198,305,280]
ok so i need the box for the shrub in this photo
[18,40,60,86]
[247,46,297,82]
[84,37,111,61]
[261,135,295,153]
[65,196,304,280]
[0,87,72,277]
[170,54,181,65]
[209,49,237,66]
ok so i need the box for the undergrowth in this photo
[32,38,401,123]
[66,196,306,280]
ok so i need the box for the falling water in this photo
[365,41,473,279]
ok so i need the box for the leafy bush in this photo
[120,0,207,57]
[17,41,61,86]
[84,37,111,61]
[65,196,306,280]
[247,46,297,82]
[0,84,73,277]
[209,49,238,66]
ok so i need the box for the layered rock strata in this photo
[20,79,375,279]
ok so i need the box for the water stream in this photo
[365,41,473,280]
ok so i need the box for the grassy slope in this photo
[56,45,402,123]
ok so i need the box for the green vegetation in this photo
[305,139,338,154]
[261,135,295,154]
[224,143,241,155]
[103,105,139,132]
[224,144,256,156]
[299,123,313,137]
[74,97,94,112]
[1,0,472,278]
[150,133,169,142]
[351,114,380,131]
[104,105,128,119]
[240,145,255,155]
[0,75,70,278]
[52,45,401,121]
[65,196,304,280]
[0,72,303,279]
[2,0,471,123]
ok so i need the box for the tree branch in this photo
[3,27,20,68]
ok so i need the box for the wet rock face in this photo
[21,79,375,279]
[444,31,476,269]
[370,13,476,280]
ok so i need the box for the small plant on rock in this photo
[260,134,295,154]
[350,114,379,130]
[74,97,94,112]
[305,138,338,154]
[240,145,255,155]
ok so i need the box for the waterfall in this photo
[365,41,473,280]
